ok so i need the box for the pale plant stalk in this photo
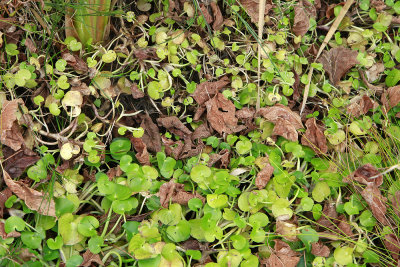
[257,0,266,111]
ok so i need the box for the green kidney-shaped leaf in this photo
[166,220,191,242]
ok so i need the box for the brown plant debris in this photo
[159,180,205,208]
[361,184,389,225]
[239,0,273,24]
[255,163,274,189]
[192,76,230,105]
[301,118,328,154]
[318,47,359,86]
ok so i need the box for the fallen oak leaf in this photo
[318,47,359,86]
[301,118,328,154]
[3,170,56,217]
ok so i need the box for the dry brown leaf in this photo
[337,214,353,237]
[82,250,104,266]
[106,166,123,180]
[205,93,241,135]
[311,242,330,257]
[0,99,25,151]
[317,202,338,231]
[157,116,192,138]
[365,63,384,82]
[131,83,145,99]
[392,191,400,218]
[130,137,150,166]
[192,76,230,105]
[134,48,158,61]
[140,114,162,152]
[265,239,300,267]
[385,234,400,260]
[371,0,386,11]
[236,107,255,119]
[301,118,328,154]
[191,123,212,141]
[343,163,383,187]
[0,188,12,218]
[159,180,205,208]
[24,38,37,53]
[318,47,359,86]
[382,86,400,113]
[62,52,88,73]
[0,221,21,239]
[181,138,205,159]
[162,136,184,159]
[347,95,378,117]
[271,118,299,142]
[239,0,273,24]
[2,146,39,178]
[255,164,274,189]
[208,149,230,168]
[258,104,303,129]
[276,221,299,242]
[210,2,223,31]
[292,5,309,37]
[361,184,388,225]
[3,170,56,217]
[200,4,213,24]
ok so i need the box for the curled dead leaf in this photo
[157,116,192,138]
[255,164,274,189]
[0,188,12,218]
[131,83,145,99]
[382,86,400,113]
[200,4,213,24]
[2,146,39,178]
[82,250,104,266]
[276,221,299,242]
[318,47,359,86]
[205,93,243,135]
[258,104,303,129]
[292,4,310,37]
[192,76,230,105]
[385,234,400,260]
[311,241,330,257]
[264,239,300,267]
[361,184,388,225]
[159,180,205,208]
[191,123,212,141]
[210,2,223,31]
[130,137,150,166]
[343,163,383,187]
[207,149,230,168]
[140,114,162,152]
[301,118,328,154]
[0,222,20,239]
[347,95,378,117]
[239,0,273,24]
[365,63,384,83]
[0,99,26,151]
[62,52,88,73]
[272,118,299,142]
[3,170,56,217]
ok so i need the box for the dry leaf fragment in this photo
[343,163,383,187]
[346,95,378,117]
[365,63,384,82]
[131,83,145,99]
[200,4,213,24]
[162,136,184,159]
[205,93,241,135]
[82,250,104,266]
[192,76,230,105]
[0,99,26,151]
[210,2,223,31]
[271,118,299,142]
[157,116,192,138]
[159,180,205,208]
[382,86,400,113]
[191,123,212,141]
[236,107,255,119]
[0,188,12,218]
[318,47,359,86]
[385,234,400,260]
[239,0,273,24]
[62,52,88,73]
[265,239,300,267]
[255,164,274,189]
[311,241,330,257]
[301,118,328,154]
[0,222,20,239]
[276,221,299,242]
[130,137,150,166]
[361,184,388,225]
[3,170,56,217]
[3,146,39,178]
[258,104,303,129]
[140,114,162,152]
[292,4,310,36]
